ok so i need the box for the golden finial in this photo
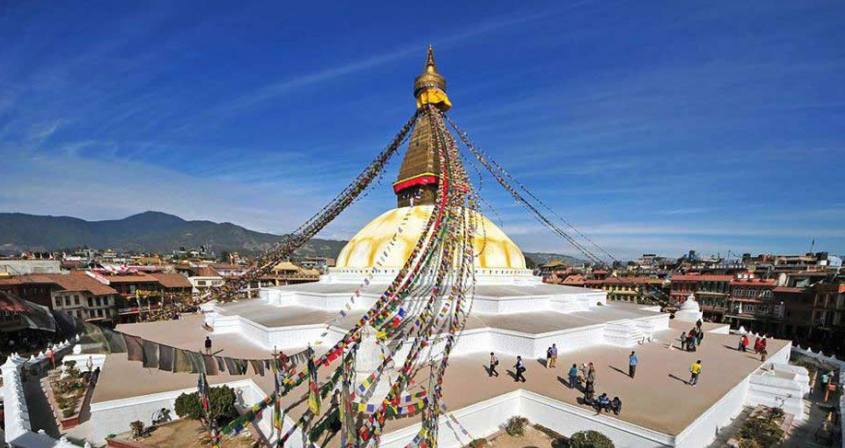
[414,45,447,97]
[424,44,436,72]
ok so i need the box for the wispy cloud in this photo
[1,1,843,261]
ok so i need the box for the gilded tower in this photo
[393,46,453,207]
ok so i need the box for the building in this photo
[580,276,666,304]
[0,259,62,275]
[772,286,814,340]
[296,256,335,273]
[91,271,194,321]
[810,282,845,350]
[48,273,119,322]
[186,266,225,297]
[669,274,733,321]
[0,290,55,333]
[725,276,778,332]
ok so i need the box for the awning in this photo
[0,290,56,332]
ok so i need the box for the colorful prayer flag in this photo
[307,351,321,415]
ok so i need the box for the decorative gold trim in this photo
[392,172,438,187]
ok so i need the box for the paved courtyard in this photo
[88,314,787,444]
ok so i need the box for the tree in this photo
[174,385,238,425]
[568,430,614,448]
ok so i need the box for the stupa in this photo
[63,48,805,448]
[204,47,669,354]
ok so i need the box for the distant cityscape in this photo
[2,246,842,358]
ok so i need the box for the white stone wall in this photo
[2,339,76,447]
[380,389,674,448]
[87,379,263,444]
[674,342,794,447]
[673,371,750,448]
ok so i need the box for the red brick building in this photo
[669,274,733,321]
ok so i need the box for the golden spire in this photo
[394,47,453,207]
[413,45,447,99]
[424,44,436,71]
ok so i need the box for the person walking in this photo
[584,363,596,400]
[689,360,702,387]
[46,347,55,369]
[204,336,212,355]
[549,343,558,368]
[514,356,527,383]
[586,362,596,391]
[489,352,499,377]
[753,336,761,354]
[546,346,553,368]
[680,331,688,351]
[628,351,638,378]
[568,363,579,389]
[741,334,749,352]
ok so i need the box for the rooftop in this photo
[148,272,192,289]
[217,300,662,335]
[671,274,734,282]
[92,317,788,441]
[9,272,119,296]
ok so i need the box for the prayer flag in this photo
[272,365,283,431]
[197,371,210,412]
[307,351,321,415]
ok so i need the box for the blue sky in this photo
[1,1,843,260]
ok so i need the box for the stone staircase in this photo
[603,320,645,347]
[746,363,810,421]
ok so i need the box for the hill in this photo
[0,211,346,258]
[522,252,588,267]
[0,212,589,264]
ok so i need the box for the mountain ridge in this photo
[0,211,587,264]
[0,211,345,258]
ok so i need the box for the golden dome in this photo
[335,206,526,270]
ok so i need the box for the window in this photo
[74,296,80,305]
[55,297,62,307]
[95,297,101,306]
[97,309,103,317]
[88,297,93,307]
[65,296,71,306]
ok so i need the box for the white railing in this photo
[790,345,845,448]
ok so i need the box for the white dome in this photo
[680,293,700,312]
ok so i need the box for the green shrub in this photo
[61,408,75,418]
[130,420,145,438]
[738,417,784,447]
[568,430,614,448]
[468,438,487,448]
[738,440,762,448]
[174,385,238,425]
[505,416,529,437]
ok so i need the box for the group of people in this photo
[545,343,558,368]
[487,352,529,383]
[679,320,705,351]
[487,350,627,415]
[592,393,623,415]
[737,334,768,361]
